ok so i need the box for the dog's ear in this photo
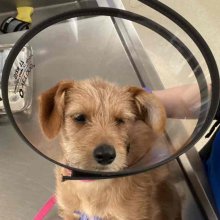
[126,86,166,133]
[37,81,74,140]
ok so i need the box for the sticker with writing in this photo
[13,54,35,98]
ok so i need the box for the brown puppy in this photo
[38,78,182,220]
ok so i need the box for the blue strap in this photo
[76,211,102,220]
[143,87,152,94]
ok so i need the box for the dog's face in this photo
[38,78,166,172]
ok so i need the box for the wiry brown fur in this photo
[38,78,182,220]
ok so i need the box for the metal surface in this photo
[0,124,206,219]
[16,0,78,9]
[179,147,220,219]
[97,0,164,90]
[3,15,143,162]
[97,0,197,156]
[0,0,98,123]
[0,124,56,220]
[0,0,218,219]
[0,0,15,13]
[0,1,98,34]
[100,2,219,219]
[0,0,80,13]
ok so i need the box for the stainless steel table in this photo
[0,124,206,220]
[0,0,218,219]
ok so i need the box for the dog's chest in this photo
[78,182,150,220]
[80,191,112,217]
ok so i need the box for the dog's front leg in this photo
[59,208,81,220]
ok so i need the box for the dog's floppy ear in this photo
[126,86,166,133]
[37,81,74,140]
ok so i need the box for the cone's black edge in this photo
[1,6,219,180]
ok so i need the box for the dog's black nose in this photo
[93,144,116,165]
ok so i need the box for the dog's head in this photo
[38,78,166,171]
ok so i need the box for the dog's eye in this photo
[115,118,125,125]
[74,114,86,123]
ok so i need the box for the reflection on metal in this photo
[179,148,220,220]
[98,0,164,89]
[98,0,191,154]
[0,0,218,219]
[99,0,219,218]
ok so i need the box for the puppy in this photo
[38,78,182,220]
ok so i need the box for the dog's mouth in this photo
[66,143,131,172]
[66,162,119,172]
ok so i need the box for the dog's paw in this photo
[59,209,80,220]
